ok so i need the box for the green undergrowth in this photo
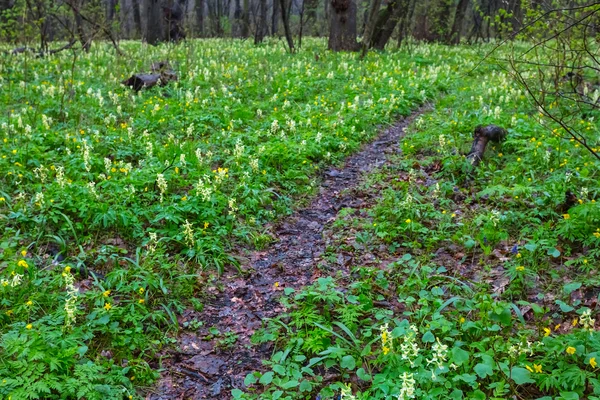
[242,58,600,399]
[0,39,490,398]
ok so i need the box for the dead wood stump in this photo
[467,124,507,167]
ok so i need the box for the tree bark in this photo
[279,0,295,51]
[272,0,280,35]
[328,0,359,51]
[132,0,143,36]
[254,0,267,43]
[241,0,250,37]
[467,125,507,167]
[144,0,163,44]
[370,0,408,50]
[196,0,205,36]
[360,0,382,57]
[448,0,469,44]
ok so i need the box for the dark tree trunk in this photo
[106,0,118,22]
[279,0,295,51]
[145,0,163,44]
[254,0,267,43]
[448,0,469,44]
[67,0,91,51]
[196,0,205,36]
[370,0,408,50]
[132,0,143,36]
[241,0,250,37]
[361,0,382,56]
[328,0,359,51]
[272,0,279,35]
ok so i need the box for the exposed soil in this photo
[146,106,429,400]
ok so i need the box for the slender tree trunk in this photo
[298,0,306,48]
[360,0,381,57]
[397,0,415,46]
[196,0,205,36]
[272,0,280,35]
[328,0,359,51]
[448,0,469,44]
[255,0,267,43]
[280,0,295,50]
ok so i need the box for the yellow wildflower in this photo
[566,346,576,355]
[103,290,111,297]
[533,364,542,373]
[590,357,597,368]
[405,219,411,224]
[103,303,112,311]
[25,324,32,329]
[543,327,551,337]
[525,365,533,372]
[25,300,33,306]
[17,260,28,268]
[64,266,71,273]
[138,288,144,294]
[516,266,525,272]
[21,250,27,257]
[563,214,570,220]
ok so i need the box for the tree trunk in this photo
[448,0,469,44]
[328,0,359,51]
[241,0,250,37]
[145,0,163,44]
[397,0,415,46]
[254,0,267,43]
[279,0,295,51]
[370,0,408,50]
[360,0,381,57]
[132,0,142,36]
[196,0,205,36]
[272,0,279,35]
[467,125,507,167]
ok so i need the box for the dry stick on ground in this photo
[466,124,508,167]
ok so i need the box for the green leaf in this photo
[340,355,356,370]
[272,390,283,399]
[558,392,579,400]
[474,363,493,379]
[357,367,371,381]
[556,300,574,312]
[299,380,312,392]
[231,389,244,399]
[422,331,435,343]
[547,247,561,258]
[272,365,286,376]
[563,282,582,294]
[259,371,274,385]
[511,367,535,385]
[280,380,299,389]
[244,373,257,386]
[451,347,470,365]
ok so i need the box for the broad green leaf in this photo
[511,367,535,385]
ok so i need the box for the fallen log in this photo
[121,61,177,91]
[466,124,507,167]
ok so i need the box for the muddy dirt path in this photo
[147,106,428,400]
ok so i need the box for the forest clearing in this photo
[1,1,600,399]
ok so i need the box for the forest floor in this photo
[149,105,430,400]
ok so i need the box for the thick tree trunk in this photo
[328,0,359,51]
[448,0,469,44]
[196,0,205,36]
[144,0,163,44]
[254,0,267,43]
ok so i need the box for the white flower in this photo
[398,372,416,399]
